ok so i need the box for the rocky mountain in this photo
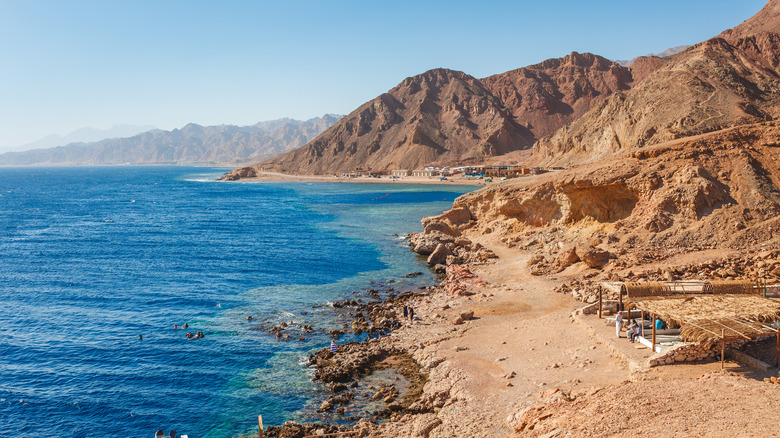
[480,52,636,140]
[532,30,780,166]
[0,115,341,166]
[260,69,533,174]
[256,53,650,175]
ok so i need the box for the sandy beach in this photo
[223,171,487,186]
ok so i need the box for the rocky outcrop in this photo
[449,122,780,275]
[218,166,256,181]
[408,219,497,268]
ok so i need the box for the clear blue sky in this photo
[0,0,766,150]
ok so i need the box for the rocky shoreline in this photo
[261,226,495,437]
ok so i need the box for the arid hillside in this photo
[260,69,532,174]
[532,35,780,166]
[719,0,780,41]
[533,0,780,166]
[256,53,648,175]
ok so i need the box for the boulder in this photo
[409,233,440,255]
[460,310,475,320]
[421,206,473,236]
[576,245,611,268]
[556,245,579,268]
[427,244,452,265]
[454,236,473,247]
[527,254,545,267]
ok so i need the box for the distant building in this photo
[412,169,436,177]
[391,169,409,177]
[483,165,530,178]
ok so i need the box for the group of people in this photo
[173,323,204,340]
[402,305,415,323]
[186,331,204,339]
[615,312,667,342]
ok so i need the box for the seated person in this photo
[627,320,640,342]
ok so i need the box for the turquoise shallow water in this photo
[0,166,474,437]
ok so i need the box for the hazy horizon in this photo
[0,0,765,152]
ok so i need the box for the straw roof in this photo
[610,280,780,346]
[630,293,780,346]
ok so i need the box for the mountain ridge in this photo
[0,115,342,166]
[255,52,647,175]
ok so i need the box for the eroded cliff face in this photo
[416,122,780,273]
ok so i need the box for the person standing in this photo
[330,339,337,353]
[403,305,408,319]
[615,310,623,338]
[408,307,415,323]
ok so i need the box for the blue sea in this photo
[0,166,475,438]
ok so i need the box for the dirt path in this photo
[375,238,633,437]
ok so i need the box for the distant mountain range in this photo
[0,115,342,166]
[9,124,157,153]
[614,45,692,67]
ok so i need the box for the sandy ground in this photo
[229,171,487,186]
[364,235,780,437]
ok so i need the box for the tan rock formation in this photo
[436,122,780,268]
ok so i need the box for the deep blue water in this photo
[0,166,474,438]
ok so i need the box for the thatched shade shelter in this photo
[598,280,780,367]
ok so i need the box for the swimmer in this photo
[173,324,178,330]
[139,334,143,340]
[183,323,189,329]
[186,332,193,339]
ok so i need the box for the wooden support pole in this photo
[259,415,264,438]
[619,289,623,314]
[598,285,602,319]
[652,315,657,353]
[776,330,779,368]
[721,329,726,370]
